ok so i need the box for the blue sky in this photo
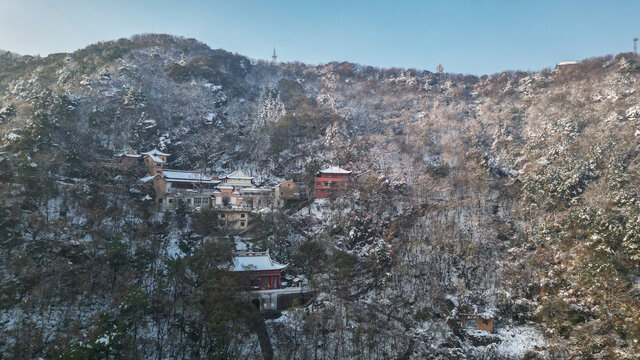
[0,0,639,74]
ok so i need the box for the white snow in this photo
[319,166,351,174]
[495,325,545,357]
[232,252,287,271]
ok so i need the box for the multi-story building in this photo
[314,166,351,199]
[142,169,219,209]
[219,208,251,230]
[212,186,243,208]
[220,170,254,188]
[142,149,170,175]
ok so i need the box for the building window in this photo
[159,198,163,203]
[187,199,191,204]
[241,213,245,218]
[194,198,201,204]
[168,199,173,203]
[220,214,225,218]
[323,182,329,186]
[240,221,245,227]
[481,318,490,326]
[250,279,259,290]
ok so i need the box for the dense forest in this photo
[1,34,640,359]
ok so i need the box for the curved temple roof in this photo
[320,166,351,174]
[232,251,287,272]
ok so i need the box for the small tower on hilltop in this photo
[634,37,638,57]
[272,48,277,63]
[436,62,444,74]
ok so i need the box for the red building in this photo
[233,251,287,290]
[314,166,352,199]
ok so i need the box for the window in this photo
[168,199,173,203]
[159,198,163,203]
[316,181,321,186]
[481,318,490,326]
[221,214,225,218]
[187,199,191,204]
[240,221,245,227]
[194,198,201,204]
[250,279,259,289]
[323,182,329,186]
[241,213,245,218]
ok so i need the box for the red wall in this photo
[314,173,349,199]
[247,270,282,290]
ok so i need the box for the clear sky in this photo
[1,0,639,75]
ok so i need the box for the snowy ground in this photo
[495,324,545,357]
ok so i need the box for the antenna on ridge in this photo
[272,48,277,63]
[634,37,638,57]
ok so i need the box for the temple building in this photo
[314,166,352,199]
[233,251,287,290]
[220,170,254,188]
[116,149,142,168]
[142,148,170,175]
[212,186,243,208]
[141,169,219,209]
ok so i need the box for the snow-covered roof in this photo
[556,61,579,67]
[116,150,141,158]
[162,169,219,185]
[146,154,165,163]
[241,187,272,193]
[223,170,253,180]
[142,148,170,157]
[320,166,352,174]
[218,185,235,190]
[478,309,497,319]
[140,174,159,182]
[232,251,287,272]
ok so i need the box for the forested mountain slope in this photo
[1,34,639,359]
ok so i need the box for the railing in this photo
[249,286,310,295]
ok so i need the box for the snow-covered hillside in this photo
[1,34,640,359]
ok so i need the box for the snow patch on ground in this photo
[495,324,545,357]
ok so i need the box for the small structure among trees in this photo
[233,251,287,291]
[459,309,496,333]
[232,251,314,311]
[115,149,142,168]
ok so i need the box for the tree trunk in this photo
[248,310,274,360]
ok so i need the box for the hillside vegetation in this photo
[1,34,640,359]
